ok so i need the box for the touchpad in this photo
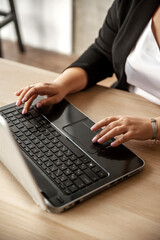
[64,120,102,154]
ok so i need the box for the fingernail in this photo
[111,141,116,147]
[92,137,97,143]
[37,102,42,108]
[16,101,20,106]
[90,126,95,131]
[22,97,26,102]
[98,138,103,143]
[22,109,27,114]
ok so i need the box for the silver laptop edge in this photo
[0,115,49,211]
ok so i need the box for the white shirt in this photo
[125,19,160,105]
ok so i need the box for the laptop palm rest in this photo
[63,119,110,154]
[64,121,97,154]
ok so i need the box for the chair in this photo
[0,0,25,57]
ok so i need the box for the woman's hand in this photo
[15,81,67,114]
[91,116,154,147]
[15,67,88,114]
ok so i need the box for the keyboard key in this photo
[33,138,40,144]
[41,156,48,162]
[69,154,77,161]
[60,163,67,171]
[92,166,101,173]
[47,134,55,140]
[63,188,71,195]
[66,159,72,166]
[51,137,59,144]
[46,150,53,157]
[87,162,96,168]
[16,123,24,129]
[69,174,77,181]
[56,142,63,148]
[30,119,42,128]
[59,174,67,182]
[36,152,44,158]
[42,138,50,145]
[69,164,78,171]
[50,155,58,161]
[55,150,63,157]
[45,168,51,175]
[64,179,72,187]
[10,126,19,133]
[42,164,47,170]
[81,156,90,164]
[79,163,87,170]
[20,135,27,141]
[53,131,61,137]
[74,169,83,176]
[45,160,53,167]
[54,159,62,166]
[65,168,72,176]
[60,146,68,152]
[15,131,23,137]
[24,121,33,129]
[65,150,72,156]
[32,147,39,154]
[28,134,36,140]
[37,160,42,165]
[69,184,78,193]
[6,113,13,118]
[74,179,85,189]
[30,109,39,118]
[60,155,68,162]
[80,174,92,185]
[47,142,54,149]
[52,146,59,153]
[50,173,56,179]
[84,168,99,182]
[74,159,82,166]
[50,165,58,172]
[55,169,63,177]
[41,146,49,153]
[97,170,108,178]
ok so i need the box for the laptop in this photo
[0,98,145,212]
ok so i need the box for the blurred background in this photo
[0,0,113,73]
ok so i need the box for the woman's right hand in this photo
[15,81,67,114]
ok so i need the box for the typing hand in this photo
[91,116,154,147]
[15,81,67,114]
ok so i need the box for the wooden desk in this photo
[0,58,160,240]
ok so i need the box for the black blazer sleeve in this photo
[69,0,119,88]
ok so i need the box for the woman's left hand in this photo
[91,116,154,147]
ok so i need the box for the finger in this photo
[91,116,120,131]
[92,120,123,143]
[22,83,58,103]
[111,132,132,147]
[22,94,38,114]
[36,95,62,108]
[15,88,24,96]
[16,85,34,106]
[96,126,126,144]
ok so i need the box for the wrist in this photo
[155,117,160,140]
[54,67,88,95]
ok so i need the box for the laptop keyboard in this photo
[0,105,108,195]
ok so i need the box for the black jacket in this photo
[69,0,159,91]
